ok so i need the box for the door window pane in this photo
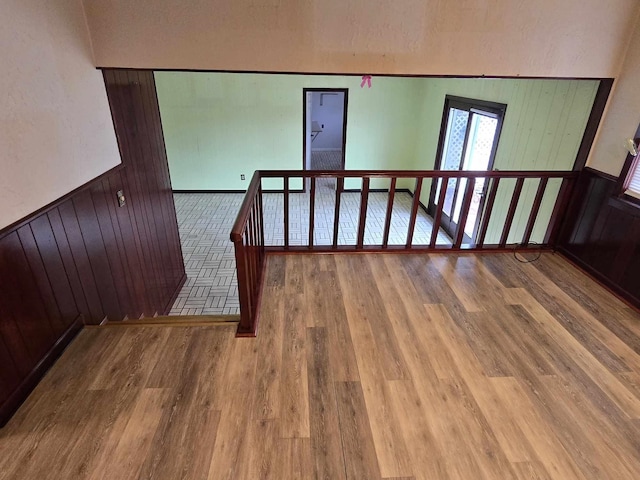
[463,114,498,170]
[443,109,469,170]
[436,108,469,216]
[459,113,498,237]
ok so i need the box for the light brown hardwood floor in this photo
[2,252,640,479]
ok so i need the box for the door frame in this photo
[302,88,349,171]
[428,95,507,242]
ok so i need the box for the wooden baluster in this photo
[357,177,370,248]
[522,177,548,246]
[406,178,423,248]
[251,202,259,284]
[252,201,258,248]
[332,177,343,248]
[499,177,525,248]
[247,215,256,316]
[258,185,265,249]
[257,189,265,268]
[454,178,476,248]
[544,177,574,246]
[382,178,397,248]
[476,177,500,248]
[430,177,448,248]
[309,177,316,249]
[283,176,289,249]
[243,229,254,320]
[234,239,253,335]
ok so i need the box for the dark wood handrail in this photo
[257,169,578,179]
[230,171,262,243]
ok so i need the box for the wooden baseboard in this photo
[0,316,83,427]
[262,189,305,194]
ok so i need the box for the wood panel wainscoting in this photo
[0,69,185,426]
[559,167,640,310]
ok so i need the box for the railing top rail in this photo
[231,168,578,242]
[257,169,578,179]
[230,171,261,243]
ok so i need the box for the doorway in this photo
[428,95,506,243]
[303,88,348,190]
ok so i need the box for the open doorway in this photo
[303,88,348,190]
[428,95,506,244]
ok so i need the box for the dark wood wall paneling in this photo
[0,69,185,426]
[559,167,640,308]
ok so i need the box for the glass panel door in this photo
[429,96,505,244]
[453,112,498,238]
[434,108,469,218]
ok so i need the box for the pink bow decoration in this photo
[360,75,372,88]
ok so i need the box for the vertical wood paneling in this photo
[560,169,640,310]
[90,179,134,317]
[73,192,123,320]
[137,72,183,294]
[0,233,56,362]
[15,224,64,335]
[47,209,91,318]
[117,70,168,303]
[0,280,33,378]
[28,217,79,331]
[58,201,105,322]
[0,68,185,425]
[0,336,20,405]
[103,174,147,318]
[621,240,640,297]
[105,71,159,312]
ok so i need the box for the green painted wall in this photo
[155,72,424,191]
[413,78,599,244]
[156,72,598,245]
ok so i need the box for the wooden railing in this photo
[230,173,265,336]
[231,169,577,335]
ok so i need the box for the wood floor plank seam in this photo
[3,253,640,480]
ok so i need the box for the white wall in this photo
[587,14,640,176]
[0,0,121,229]
[310,92,344,151]
[82,0,637,78]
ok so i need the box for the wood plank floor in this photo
[3,252,640,479]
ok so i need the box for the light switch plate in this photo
[116,190,126,207]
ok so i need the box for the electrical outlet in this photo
[116,190,126,207]
[241,174,245,180]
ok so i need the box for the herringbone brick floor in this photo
[169,190,450,316]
